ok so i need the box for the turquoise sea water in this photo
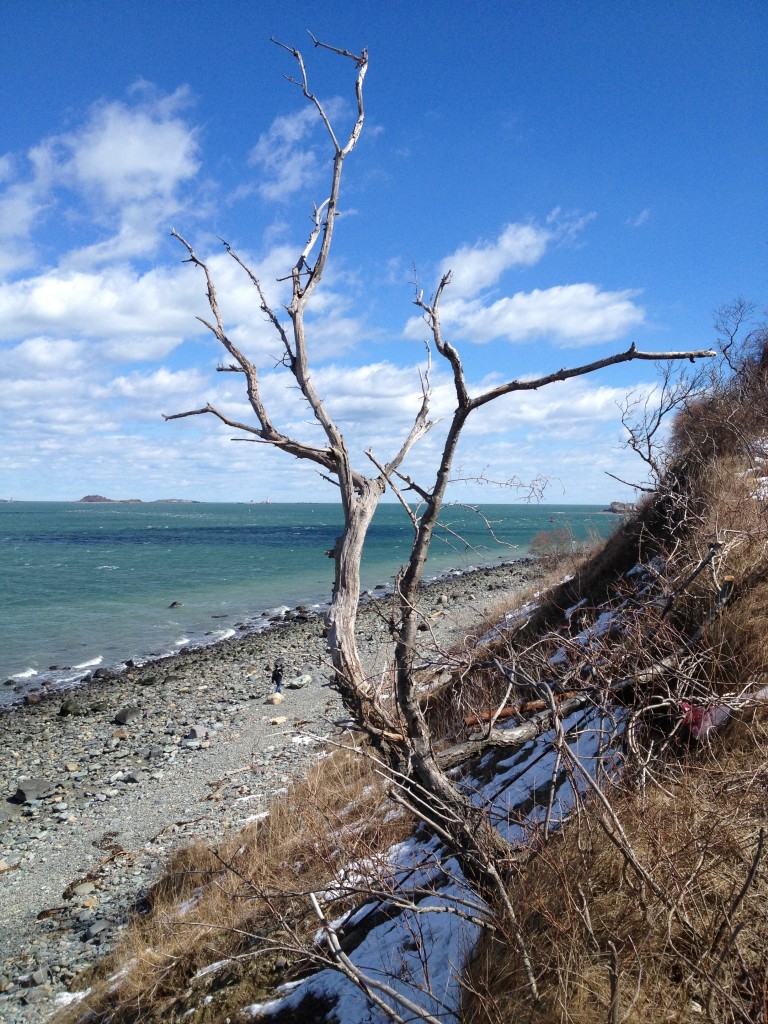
[0,501,617,703]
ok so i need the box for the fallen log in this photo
[463,691,581,728]
[439,694,592,771]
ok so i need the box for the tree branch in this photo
[469,344,717,411]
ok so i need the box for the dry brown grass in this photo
[56,743,413,1023]
[463,707,768,1024]
[462,352,768,1024]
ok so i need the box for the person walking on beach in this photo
[271,662,283,694]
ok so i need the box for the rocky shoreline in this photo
[0,559,539,1022]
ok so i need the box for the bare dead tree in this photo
[607,362,707,493]
[166,33,715,980]
[713,297,761,374]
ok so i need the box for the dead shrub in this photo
[463,707,768,1024]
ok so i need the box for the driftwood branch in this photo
[437,694,591,770]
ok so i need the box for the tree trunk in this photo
[325,479,385,693]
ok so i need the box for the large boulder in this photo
[286,674,312,690]
[10,778,56,804]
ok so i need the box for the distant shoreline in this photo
[77,495,202,504]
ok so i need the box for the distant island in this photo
[78,495,201,504]
[604,500,635,514]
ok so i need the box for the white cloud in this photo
[439,211,596,300]
[110,366,209,400]
[0,85,201,275]
[439,222,552,298]
[0,266,191,340]
[628,208,651,228]
[2,336,87,376]
[249,99,346,202]
[460,378,640,433]
[411,214,643,347]
[407,283,644,346]
[101,334,185,362]
[68,89,198,205]
[0,152,54,274]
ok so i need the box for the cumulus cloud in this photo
[0,84,200,274]
[2,336,87,376]
[0,265,198,341]
[0,153,55,274]
[460,378,641,434]
[68,88,198,205]
[412,214,643,347]
[440,222,552,297]
[249,99,346,202]
[436,283,645,346]
[110,366,209,401]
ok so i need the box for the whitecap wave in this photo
[73,656,103,669]
[266,605,291,618]
[210,628,236,642]
[12,667,38,679]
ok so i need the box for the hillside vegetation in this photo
[56,328,768,1023]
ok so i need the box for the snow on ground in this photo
[243,564,646,1022]
[245,705,621,1023]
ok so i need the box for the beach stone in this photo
[71,883,96,898]
[58,700,79,717]
[267,693,284,705]
[114,707,141,726]
[11,779,55,804]
[185,724,208,740]
[26,966,49,987]
[286,674,312,690]
[269,716,288,726]
[84,920,109,940]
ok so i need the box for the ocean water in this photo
[0,501,617,703]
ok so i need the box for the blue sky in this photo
[1,0,765,503]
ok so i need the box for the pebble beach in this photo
[0,559,539,1022]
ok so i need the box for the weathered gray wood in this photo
[437,695,591,770]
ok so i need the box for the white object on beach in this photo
[287,674,312,689]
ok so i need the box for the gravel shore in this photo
[0,559,538,1021]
